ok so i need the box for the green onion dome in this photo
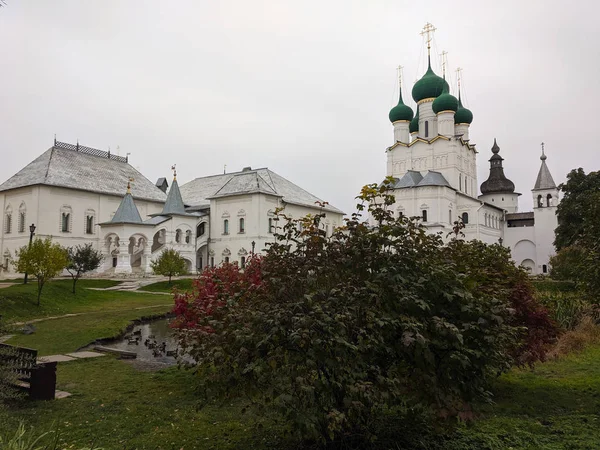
[388,89,414,123]
[409,106,419,133]
[411,57,449,103]
[454,91,473,124]
[432,83,458,114]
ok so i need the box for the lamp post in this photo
[23,223,36,285]
[251,240,256,256]
[498,237,503,246]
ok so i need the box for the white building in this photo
[0,140,344,277]
[383,33,559,275]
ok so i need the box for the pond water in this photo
[104,317,183,365]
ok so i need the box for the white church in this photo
[0,24,559,278]
[383,24,559,275]
[0,140,344,277]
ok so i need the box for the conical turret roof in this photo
[533,148,556,191]
[110,187,143,224]
[161,177,186,215]
[480,139,516,194]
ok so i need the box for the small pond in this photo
[103,317,185,365]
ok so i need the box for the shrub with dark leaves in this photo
[172,182,558,444]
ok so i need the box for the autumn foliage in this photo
[171,182,557,445]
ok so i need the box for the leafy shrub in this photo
[172,183,557,444]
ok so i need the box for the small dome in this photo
[388,89,414,123]
[454,91,473,124]
[412,57,449,103]
[409,106,419,133]
[432,84,458,114]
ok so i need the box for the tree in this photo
[14,237,68,306]
[66,244,103,294]
[151,249,187,284]
[552,169,600,297]
[171,182,556,444]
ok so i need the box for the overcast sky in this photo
[1,1,598,214]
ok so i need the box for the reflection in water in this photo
[106,318,183,365]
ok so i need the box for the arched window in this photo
[85,209,95,235]
[224,256,230,263]
[462,212,469,224]
[197,222,206,237]
[459,174,462,191]
[18,203,26,233]
[424,120,429,137]
[484,213,488,227]
[60,206,72,233]
[268,217,274,233]
[422,210,428,222]
[241,256,246,268]
[175,229,182,243]
[537,195,543,208]
[223,219,229,235]
[185,230,191,244]
[4,205,12,234]
[542,264,548,274]
[546,194,552,207]
[449,210,452,224]
[239,218,245,233]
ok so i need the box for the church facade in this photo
[0,140,344,277]
[384,28,559,275]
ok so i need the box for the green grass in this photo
[3,278,600,448]
[0,279,159,322]
[1,279,174,354]
[0,357,280,450]
[142,278,195,293]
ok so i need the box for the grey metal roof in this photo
[393,170,423,188]
[0,141,167,203]
[533,156,557,191]
[105,193,143,225]
[417,171,451,187]
[143,215,171,225]
[391,170,450,189]
[161,179,187,215]
[209,171,279,199]
[180,168,344,214]
[480,139,516,194]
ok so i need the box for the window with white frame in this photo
[60,206,72,233]
[175,229,182,243]
[4,205,12,234]
[223,219,229,235]
[18,202,26,233]
[85,209,95,235]
[239,217,245,233]
[185,230,191,244]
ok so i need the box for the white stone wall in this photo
[479,193,520,213]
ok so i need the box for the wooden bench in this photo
[0,343,56,400]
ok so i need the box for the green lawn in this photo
[1,279,174,354]
[3,279,600,449]
[142,277,195,293]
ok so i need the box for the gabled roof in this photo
[161,179,187,215]
[180,167,344,214]
[208,171,279,199]
[533,156,557,191]
[103,192,144,225]
[390,170,451,189]
[0,141,167,203]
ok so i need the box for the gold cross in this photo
[397,65,403,88]
[171,164,177,179]
[456,67,463,89]
[440,51,448,77]
[420,22,437,53]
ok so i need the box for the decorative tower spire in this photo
[480,139,516,194]
[440,50,448,79]
[420,22,437,59]
[171,164,177,181]
[161,164,186,215]
[533,142,556,191]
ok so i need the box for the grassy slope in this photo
[1,279,174,355]
[141,278,195,293]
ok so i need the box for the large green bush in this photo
[172,183,556,445]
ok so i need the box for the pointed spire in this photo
[161,167,186,215]
[111,180,143,224]
[480,139,516,194]
[533,143,556,190]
